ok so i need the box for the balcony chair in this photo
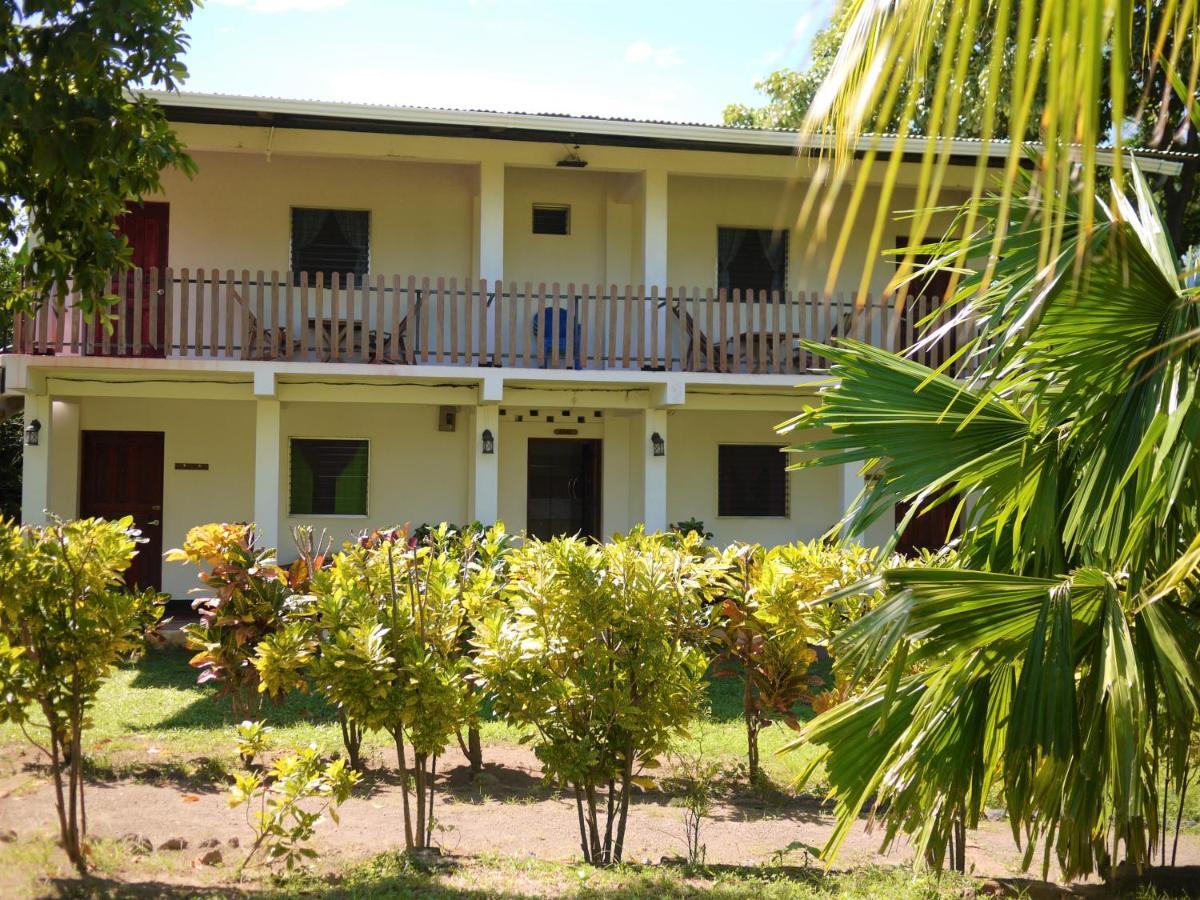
[530,307,582,369]
[669,301,730,372]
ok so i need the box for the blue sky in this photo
[179,0,835,123]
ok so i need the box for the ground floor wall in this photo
[25,391,891,599]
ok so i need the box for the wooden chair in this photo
[670,301,729,372]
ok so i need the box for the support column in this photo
[49,399,80,519]
[643,168,668,362]
[20,393,51,525]
[640,408,668,532]
[642,168,668,288]
[254,399,281,551]
[840,462,867,544]
[478,159,505,283]
[470,404,500,525]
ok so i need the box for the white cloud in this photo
[209,0,350,12]
[624,40,682,67]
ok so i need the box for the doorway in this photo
[80,431,165,591]
[100,201,169,357]
[526,439,602,541]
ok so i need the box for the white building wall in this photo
[277,401,471,542]
[156,151,476,277]
[75,397,257,599]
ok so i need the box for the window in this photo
[717,227,788,296]
[290,208,370,284]
[532,204,570,235]
[289,439,369,516]
[718,444,789,517]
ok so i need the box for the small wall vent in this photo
[532,205,570,235]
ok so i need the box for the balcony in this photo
[10,269,960,376]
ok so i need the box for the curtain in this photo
[330,209,370,269]
[717,228,748,289]
[754,229,787,293]
[290,209,326,255]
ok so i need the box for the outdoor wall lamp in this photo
[651,432,665,457]
[481,429,495,455]
[24,418,41,447]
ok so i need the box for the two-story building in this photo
[4,92,1186,598]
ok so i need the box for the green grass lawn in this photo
[0,647,829,794]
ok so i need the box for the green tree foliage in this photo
[256,525,480,851]
[0,516,162,872]
[710,540,877,780]
[781,166,1200,879]
[1,1,197,315]
[472,529,721,866]
[747,0,1200,299]
[0,249,21,517]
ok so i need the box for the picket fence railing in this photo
[10,269,966,375]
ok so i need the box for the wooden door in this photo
[80,431,165,591]
[894,237,954,369]
[109,201,169,356]
[895,497,957,556]
[526,439,602,541]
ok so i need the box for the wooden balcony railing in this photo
[9,269,965,375]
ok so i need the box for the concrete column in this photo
[48,400,80,519]
[20,393,51,524]
[642,168,668,288]
[254,399,281,551]
[839,462,868,544]
[470,404,500,525]
[478,159,505,283]
[643,168,669,362]
[640,408,668,532]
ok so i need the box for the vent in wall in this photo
[532,205,570,235]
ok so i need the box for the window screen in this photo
[290,208,370,284]
[718,444,789,517]
[717,227,788,296]
[532,205,570,235]
[289,439,369,516]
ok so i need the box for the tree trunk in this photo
[338,711,363,770]
[467,726,483,774]
[574,784,591,864]
[414,752,428,849]
[392,727,414,850]
[743,677,760,781]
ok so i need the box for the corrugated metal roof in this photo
[142,90,1194,173]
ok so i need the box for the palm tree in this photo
[780,165,1200,879]
[798,1,1199,300]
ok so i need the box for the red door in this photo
[79,431,165,591]
[107,201,169,357]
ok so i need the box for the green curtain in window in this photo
[334,443,368,515]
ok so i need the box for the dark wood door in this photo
[80,431,165,591]
[894,237,955,369]
[527,439,601,541]
[107,201,169,357]
[895,497,957,556]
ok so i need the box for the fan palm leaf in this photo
[783,166,1200,878]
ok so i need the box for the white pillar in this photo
[20,393,50,525]
[479,159,505,283]
[49,400,80,519]
[254,399,281,551]
[643,168,669,362]
[643,168,668,288]
[640,408,668,532]
[470,404,500,525]
[840,462,867,544]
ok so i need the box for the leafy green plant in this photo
[0,516,163,873]
[229,740,359,875]
[257,525,476,851]
[235,720,272,769]
[169,523,311,718]
[710,540,876,780]
[669,518,714,543]
[473,529,721,866]
[664,730,722,866]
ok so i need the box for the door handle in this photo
[146,519,161,527]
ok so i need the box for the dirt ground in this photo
[1,740,1198,896]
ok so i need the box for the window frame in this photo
[288,206,372,285]
[287,436,371,518]
[715,442,790,519]
[715,226,790,299]
[531,203,571,236]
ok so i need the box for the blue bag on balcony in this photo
[530,307,582,369]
